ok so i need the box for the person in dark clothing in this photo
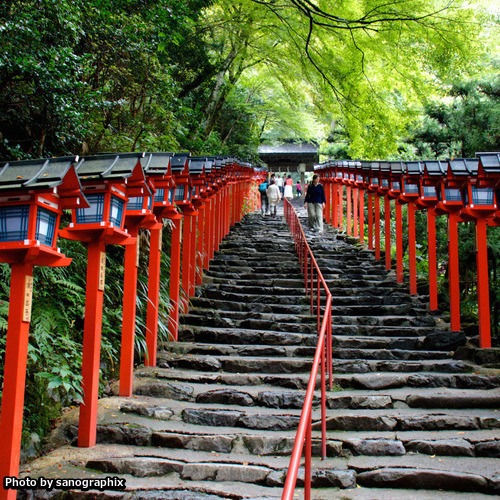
[258,179,269,215]
[304,174,326,232]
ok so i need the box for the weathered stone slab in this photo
[344,439,405,456]
[134,381,194,400]
[357,467,488,492]
[152,432,235,453]
[328,395,392,410]
[405,438,474,456]
[323,415,397,431]
[96,424,152,446]
[398,415,480,431]
[182,408,244,427]
[475,440,500,457]
[238,413,300,431]
[243,435,295,455]
[256,391,310,409]
[196,388,255,406]
[120,403,174,421]
[86,457,182,477]
[312,469,356,488]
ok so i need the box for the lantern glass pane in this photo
[155,188,165,202]
[423,186,437,198]
[147,195,153,210]
[337,172,342,178]
[174,185,185,201]
[471,186,494,205]
[35,207,57,246]
[109,195,125,227]
[127,196,143,211]
[187,186,193,201]
[76,193,104,223]
[350,174,355,180]
[0,205,29,241]
[168,188,174,203]
[404,181,419,194]
[381,179,389,187]
[357,175,363,182]
[445,188,462,202]
[371,178,379,186]
[344,173,349,179]
[392,181,400,191]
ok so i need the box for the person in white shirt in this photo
[276,175,284,196]
[266,179,282,217]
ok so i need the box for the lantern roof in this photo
[389,161,403,175]
[170,153,190,175]
[448,158,478,176]
[205,160,214,173]
[379,161,390,173]
[406,161,423,175]
[477,152,500,174]
[423,160,446,176]
[0,156,76,191]
[76,152,143,180]
[0,156,88,209]
[142,152,173,176]
[189,157,206,175]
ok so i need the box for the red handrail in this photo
[282,199,333,499]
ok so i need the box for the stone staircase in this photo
[21,202,500,499]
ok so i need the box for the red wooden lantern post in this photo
[399,161,423,295]
[419,160,446,311]
[170,154,196,315]
[354,162,365,243]
[387,162,404,283]
[203,160,217,270]
[141,152,177,364]
[360,161,374,248]
[366,162,382,259]
[344,162,353,236]
[337,163,345,231]
[332,162,342,229]
[461,153,499,348]
[434,159,470,332]
[118,159,156,396]
[378,162,392,270]
[0,157,86,500]
[328,162,336,228]
[59,153,148,448]
[321,166,332,225]
[189,158,208,290]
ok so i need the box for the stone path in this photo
[19,199,500,499]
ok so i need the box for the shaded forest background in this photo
[0,0,499,457]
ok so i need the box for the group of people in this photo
[258,173,326,233]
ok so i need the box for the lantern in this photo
[0,156,86,495]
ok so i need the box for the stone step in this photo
[332,335,425,350]
[177,325,316,346]
[318,408,500,432]
[178,315,316,333]
[331,324,436,337]
[190,296,310,314]
[331,315,436,327]
[181,310,315,326]
[136,367,500,392]
[199,289,308,305]
[157,352,469,375]
[167,342,452,362]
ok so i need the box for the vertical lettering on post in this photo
[23,275,34,322]
[98,251,106,291]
